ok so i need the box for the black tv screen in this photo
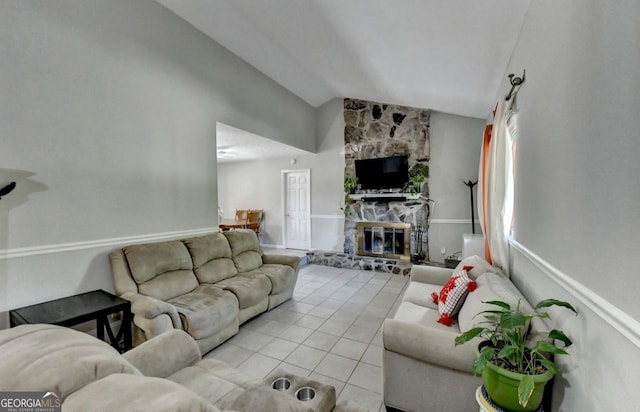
[355,155,409,190]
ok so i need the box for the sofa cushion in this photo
[402,281,440,309]
[454,255,506,279]
[137,270,200,302]
[384,302,477,372]
[224,230,264,272]
[246,264,295,295]
[215,274,271,309]
[458,272,535,333]
[0,325,140,400]
[183,233,238,284]
[235,250,264,273]
[168,285,239,340]
[63,374,221,412]
[125,240,194,283]
[167,358,262,410]
[433,266,477,326]
[124,240,198,301]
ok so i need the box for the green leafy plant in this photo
[343,176,359,194]
[404,164,428,194]
[455,299,577,409]
[340,176,359,216]
[405,174,425,194]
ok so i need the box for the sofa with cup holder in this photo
[0,324,367,412]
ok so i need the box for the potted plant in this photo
[404,164,428,195]
[405,174,425,194]
[340,176,359,216]
[455,299,577,411]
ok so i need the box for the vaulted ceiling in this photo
[156,0,531,160]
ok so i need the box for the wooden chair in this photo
[234,209,249,229]
[246,209,263,234]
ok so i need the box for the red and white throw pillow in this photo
[431,265,477,326]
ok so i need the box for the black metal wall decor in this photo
[0,182,16,199]
[505,70,526,101]
[463,180,478,234]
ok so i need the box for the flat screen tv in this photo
[355,155,409,191]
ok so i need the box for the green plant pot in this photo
[482,361,553,411]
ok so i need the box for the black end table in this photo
[9,289,132,353]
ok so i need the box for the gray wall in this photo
[428,112,485,261]
[219,103,485,259]
[0,0,315,326]
[218,98,346,251]
[500,1,640,410]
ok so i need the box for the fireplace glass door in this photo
[357,222,411,261]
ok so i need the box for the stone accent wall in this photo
[344,199,430,260]
[343,98,432,261]
[344,98,430,195]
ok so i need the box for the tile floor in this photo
[204,263,409,412]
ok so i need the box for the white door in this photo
[283,170,311,250]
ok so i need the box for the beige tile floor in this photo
[203,262,409,412]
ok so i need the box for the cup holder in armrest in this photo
[295,386,316,401]
[271,377,292,391]
[261,368,335,412]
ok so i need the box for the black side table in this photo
[9,289,132,352]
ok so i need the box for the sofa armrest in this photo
[410,265,453,285]
[109,250,139,296]
[122,329,201,378]
[262,254,301,271]
[383,318,479,373]
[63,374,223,412]
[122,293,181,324]
[121,293,182,333]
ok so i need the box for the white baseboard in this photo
[509,238,640,348]
[261,243,285,249]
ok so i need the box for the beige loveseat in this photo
[110,229,300,354]
[382,256,549,412]
[0,324,366,412]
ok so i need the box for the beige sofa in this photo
[382,256,548,412]
[110,229,300,354]
[0,324,366,412]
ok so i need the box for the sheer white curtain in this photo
[478,97,516,276]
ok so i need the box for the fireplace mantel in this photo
[350,193,421,202]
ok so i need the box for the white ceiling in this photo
[157,0,531,160]
[216,122,311,164]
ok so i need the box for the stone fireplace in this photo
[344,197,431,262]
[357,221,411,261]
[343,98,432,262]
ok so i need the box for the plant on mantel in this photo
[340,176,359,216]
[404,164,429,195]
[455,298,577,411]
